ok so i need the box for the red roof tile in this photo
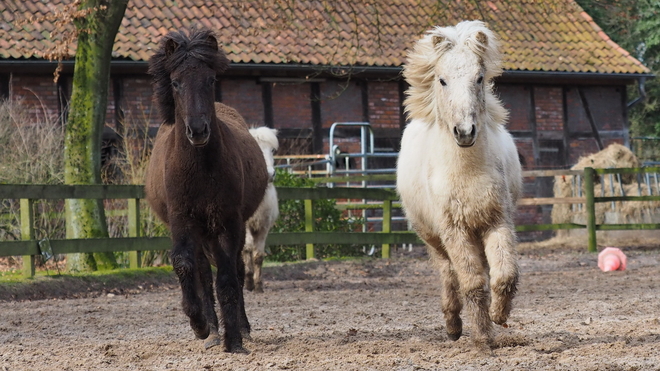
[0,0,649,74]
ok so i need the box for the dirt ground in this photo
[1,238,660,371]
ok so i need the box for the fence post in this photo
[128,198,142,269]
[304,199,314,260]
[20,198,35,278]
[584,167,597,253]
[382,199,391,258]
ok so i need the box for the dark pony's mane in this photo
[148,28,230,125]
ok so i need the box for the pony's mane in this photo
[403,20,507,126]
[249,127,279,151]
[148,28,230,125]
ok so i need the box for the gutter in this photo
[626,76,647,108]
[0,60,654,82]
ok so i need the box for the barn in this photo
[0,0,652,226]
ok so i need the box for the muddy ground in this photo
[1,239,659,371]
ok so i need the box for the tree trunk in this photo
[64,0,128,272]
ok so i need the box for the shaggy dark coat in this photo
[145,28,268,353]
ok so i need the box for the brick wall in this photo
[497,84,531,132]
[272,82,311,129]
[10,74,61,124]
[8,73,630,168]
[514,138,535,170]
[221,78,264,127]
[534,86,563,132]
[367,81,400,130]
[320,80,363,128]
[119,77,156,131]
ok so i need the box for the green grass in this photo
[0,266,173,284]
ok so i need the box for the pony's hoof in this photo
[240,328,252,341]
[474,340,494,356]
[447,331,462,341]
[191,322,210,340]
[490,311,509,326]
[204,334,222,350]
[244,283,255,292]
[226,344,250,354]
[254,284,264,293]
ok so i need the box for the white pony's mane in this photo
[403,20,508,127]
[249,127,279,152]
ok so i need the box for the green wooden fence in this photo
[1,167,659,277]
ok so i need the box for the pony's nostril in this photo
[453,126,459,136]
[470,125,476,137]
[186,125,193,138]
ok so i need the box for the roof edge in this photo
[0,60,654,80]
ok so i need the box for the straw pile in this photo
[551,143,659,230]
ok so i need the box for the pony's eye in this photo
[439,78,447,86]
[171,80,181,90]
[476,75,484,84]
[207,77,216,87]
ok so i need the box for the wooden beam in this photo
[578,87,604,150]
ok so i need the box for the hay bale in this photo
[551,143,659,228]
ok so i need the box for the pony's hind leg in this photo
[242,228,256,291]
[252,228,268,293]
[253,252,265,293]
[484,224,519,326]
[171,233,209,340]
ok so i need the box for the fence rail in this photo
[1,167,659,277]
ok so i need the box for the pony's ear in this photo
[432,35,445,47]
[475,31,488,46]
[206,34,219,51]
[471,31,489,55]
[165,38,178,57]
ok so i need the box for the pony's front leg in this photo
[196,249,222,350]
[484,223,519,326]
[170,232,209,340]
[215,219,250,353]
[423,233,463,341]
[444,230,492,351]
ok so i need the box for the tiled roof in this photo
[0,0,650,74]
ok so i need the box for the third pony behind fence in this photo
[243,127,280,293]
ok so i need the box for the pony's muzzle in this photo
[186,120,210,147]
[453,124,476,147]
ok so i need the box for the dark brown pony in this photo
[145,28,268,353]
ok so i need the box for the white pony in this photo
[397,21,522,351]
[243,127,279,293]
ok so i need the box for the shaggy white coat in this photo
[397,20,522,349]
[243,127,280,293]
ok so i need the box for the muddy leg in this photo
[422,233,463,341]
[253,252,265,293]
[252,228,268,293]
[432,249,463,341]
[444,231,492,351]
[170,232,209,340]
[484,224,519,326]
[242,232,255,292]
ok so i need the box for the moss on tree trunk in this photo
[64,0,128,272]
